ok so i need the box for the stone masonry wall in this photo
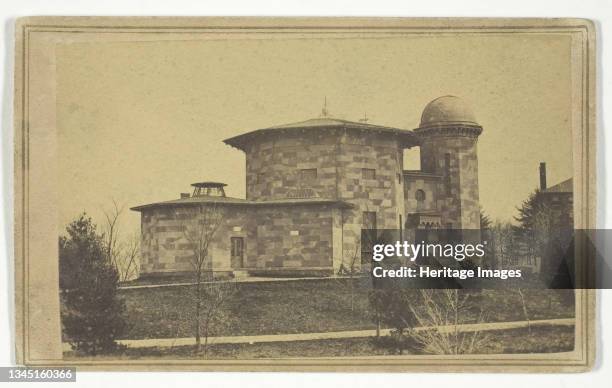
[334,131,404,262]
[139,203,338,276]
[419,134,480,229]
[250,204,335,269]
[139,124,482,277]
[243,128,405,267]
[403,173,441,213]
[139,205,255,275]
[245,131,339,201]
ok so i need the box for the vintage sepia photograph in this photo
[13,17,596,371]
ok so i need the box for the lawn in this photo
[64,325,575,360]
[117,278,575,340]
[121,278,375,340]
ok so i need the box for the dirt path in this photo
[118,276,355,290]
[62,317,574,351]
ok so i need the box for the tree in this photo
[513,189,542,238]
[513,189,554,266]
[102,199,140,282]
[193,280,235,356]
[337,243,362,312]
[59,213,126,355]
[118,233,140,282]
[177,204,234,355]
[513,189,571,284]
[512,190,564,327]
[489,220,516,268]
[479,209,494,268]
[480,209,492,234]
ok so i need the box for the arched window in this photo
[415,189,426,211]
[415,189,426,201]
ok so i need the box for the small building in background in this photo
[538,162,574,229]
[507,162,573,274]
[535,163,574,276]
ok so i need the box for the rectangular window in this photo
[230,237,244,268]
[444,153,451,195]
[230,237,243,256]
[362,168,376,180]
[299,168,317,181]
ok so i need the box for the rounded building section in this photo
[419,95,479,128]
[415,96,482,230]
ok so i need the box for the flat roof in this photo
[191,181,227,188]
[131,196,354,212]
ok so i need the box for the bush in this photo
[368,288,419,354]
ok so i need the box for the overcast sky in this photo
[56,33,573,234]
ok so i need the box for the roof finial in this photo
[359,112,369,123]
[321,97,329,118]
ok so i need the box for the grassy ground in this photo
[64,325,575,360]
[117,278,575,340]
[121,278,374,340]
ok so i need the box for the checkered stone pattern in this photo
[251,205,336,269]
[403,174,441,213]
[419,133,481,229]
[245,131,339,201]
[241,128,406,269]
[139,204,339,276]
[334,131,404,258]
[140,206,255,275]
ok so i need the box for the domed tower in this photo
[416,96,482,229]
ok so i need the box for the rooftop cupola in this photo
[191,182,227,197]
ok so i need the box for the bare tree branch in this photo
[175,204,233,355]
[407,289,489,355]
[101,199,140,282]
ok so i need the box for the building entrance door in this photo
[230,237,245,268]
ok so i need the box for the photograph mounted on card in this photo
[13,17,596,371]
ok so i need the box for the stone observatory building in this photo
[132,96,483,278]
